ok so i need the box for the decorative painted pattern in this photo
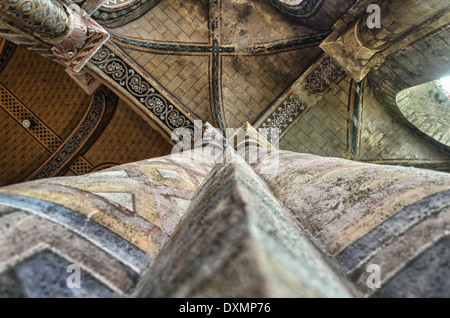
[248,33,330,54]
[51,14,110,72]
[253,150,450,297]
[0,137,449,296]
[92,0,160,28]
[69,157,94,175]
[0,0,70,39]
[110,26,329,136]
[140,152,352,298]
[0,196,146,296]
[255,55,346,140]
[0,82,62,152]
[105,0,331,137]
[0,82,111,177]
[0,1,110,72]
[111,32,329,56]
[88,43,196,136]
[259,94,308,142]
[303,56,346,96]
[0,148,214,297]
[28,86,118,181]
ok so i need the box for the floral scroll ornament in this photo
[90,45,194,134]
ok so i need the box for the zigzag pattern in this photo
[0,149,214,297]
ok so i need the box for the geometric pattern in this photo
[0,204,141,297]
[0,83,62,153]
[0,76,118,180]
[253,150,450,297]
[169,197,191,217]
[140,155,352,297]
[259,93,308,140]
[255,55,346,140]
[27,86,118,180]
[0,148,215,297]
[69,157,94,176]
[278,74,450,172]
[0,0,70,39]
[92,0,160,27]
[51,14,110,73]
[108,15,329,136]
[90,0,340,142]
[110,27,330,135]
[303,56,346,96]
[0,126,450,297]
[0,21,58,63]
[157,168,181,180]
[93,192,135,212]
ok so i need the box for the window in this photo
[435,76,450,99]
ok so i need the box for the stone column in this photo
[356,1,448,50]
[0,0,109,72]
[0,0,72,43]
[251,149,450,297]
[321,0,450,81]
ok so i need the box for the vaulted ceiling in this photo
[0,41,172,187]
[0,0,449,187]
[106,0,328,131]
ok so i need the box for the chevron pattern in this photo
[0,149,214,297]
